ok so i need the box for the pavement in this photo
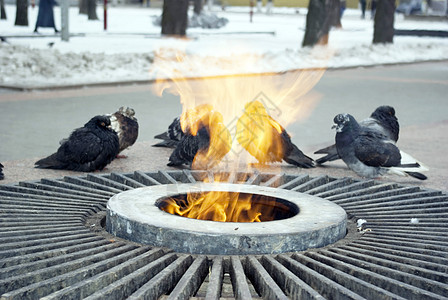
[1,61,447,192]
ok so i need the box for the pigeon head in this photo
[85,115,112,130]
[332,113,356,132]
[371,105,395,118]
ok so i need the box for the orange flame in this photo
[151,46,328,222]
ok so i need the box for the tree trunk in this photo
[87,0,99,20]
[161,0,189,36]
[193,0,203,14]
[79,0,87,14]
[14,0,28,26]
[1,0,6,20]
[302,0,340,47]
[373,0,395,44]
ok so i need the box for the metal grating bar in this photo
[305,177,354,196]
[277,174,309,190]
[245,256,289,300]
[311,250,448,299]
[133,170,162,186]
[167,256,208,300]
[182,170,197,183]
[0,244,142,298]
[20,180,109,199]
[40,178,114,197]
[325,247,448,283]
[230,256,253,299]
[40,248,166,299]
[63,176,121,194]
[290,176,332,193]
[0,242,127,280]
[337,244,448,273]
[276,254,364,299]
[127,255,193,299]
[350,240,448,263]
[109,173,147,188]
[87,174,135,191]
[260,173,285,187]
[261,255,325,299]
[204,256,224,300]
[292,253,407,300]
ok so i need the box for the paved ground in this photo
[1,61,447,192]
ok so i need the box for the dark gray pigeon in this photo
[35,115,119,172]
[332,113,427,180]
[109,106,139,157]
[0,163,4,180]
[315,106,399,164]
[168,126,210,167]
[152,116,183,148]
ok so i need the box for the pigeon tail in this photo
[399,150,429,172]
[152,139,179,148]
[154,132,170,140]
[314,144,340,164]
[284,146,315,168]
[35,153,68,170]
[405,171,427,180]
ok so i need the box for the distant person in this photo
[34,0,59,33]
[359,0,366,19]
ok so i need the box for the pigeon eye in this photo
[101,122,106,127]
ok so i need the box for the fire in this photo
[159,189,293,223]
[236,100,287,164]
[150,47,327,222]
[161,191,263,222]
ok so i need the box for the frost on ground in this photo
[0,44,154,87]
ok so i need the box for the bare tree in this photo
[161,0,189,36]
[87,0,99,20]
[193,0,203,14]
[373,0,395,44]
[302,0,341,47]
[79,0,87,14]
[15,0,28,26]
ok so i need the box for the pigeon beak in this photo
[332,123,343,133]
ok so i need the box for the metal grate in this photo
[0,170,447,299]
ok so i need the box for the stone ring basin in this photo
[106,183,347,255]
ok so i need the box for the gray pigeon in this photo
[315,106,399,164]
[35,115,119,172]
[333,113,427,180]
[109,107,139,157]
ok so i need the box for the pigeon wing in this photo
[56,128,105,171]
[353,131,401,168]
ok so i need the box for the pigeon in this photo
[315,106,399,164]
[153,104,213,148]
[109,106,139,157]
[35,115,119,172]
[332,113,427,180]
[0,163,4,180]
[168,108,231,169]
[236,101,314,168]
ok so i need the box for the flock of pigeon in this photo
[0,103,428,182]
[152,103,427,181]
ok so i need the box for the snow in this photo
[1,4,448,88]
